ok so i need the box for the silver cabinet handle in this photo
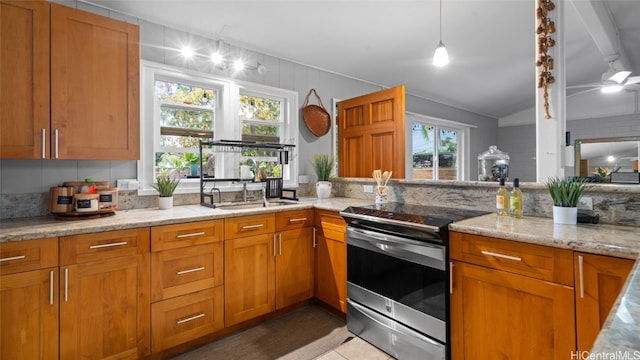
[241,224,264,230]
[50,270,54,305]
[481,250,522,262]
[273,234,277,257]
[0,255,26,262]
[177,267,205,275]
[42,129,46,159]
[64,268,69,302]
[177,232,205,238]
[313,228,317,248]
[288,217,307,223]
[90,241,128,249]
[578,255,584,299]
[177,313,205,325]
[279,233,282,256]
[449,262,454,295]
[54,129,59,159]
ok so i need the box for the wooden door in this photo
[0,0,50,159]
[314,228,347,313]
[1,268,59,360]
[60,254,150,359]
[450,261,576,360]
[574,252,634,351]
[276,228,314,309]
[224,233,275,327]
[337,85,405,178]
[50,3,139,160]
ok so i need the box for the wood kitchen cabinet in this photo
[150,220,225,353]
[59,228,150,359]
[0,1,140,160]
[449,232,576,360]
[0,238,59,360]
[574,252,634,351]
[314,209,347,313]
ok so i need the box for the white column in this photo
[536,0,566,182]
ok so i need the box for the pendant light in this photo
[433,0,449,67]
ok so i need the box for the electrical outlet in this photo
[363,185,373,193]
[578,196,593,210]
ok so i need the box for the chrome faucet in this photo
[245,158,259,182]
[241,158,260,202]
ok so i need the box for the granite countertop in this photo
[0,197,372,242]
[450,214,640,355]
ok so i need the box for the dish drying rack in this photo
[198,140,297,208]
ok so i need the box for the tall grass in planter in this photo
[313,154,335,199]
[545,177,591,224]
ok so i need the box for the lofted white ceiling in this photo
[84,0,640,119]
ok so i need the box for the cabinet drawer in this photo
[60,228,150,265]
[225,214,275,240]
[450,232,574,286]
[151,220,223,251]
[315,209,346,243]
[151,242,223,302]
[151,287,224,353]
[276,209,314,231]
[1,238,58,275]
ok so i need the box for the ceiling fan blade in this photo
[624,76,640,85]
[566,83,600,89]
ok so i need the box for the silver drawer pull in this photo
[177,267,205,275]
[481,250,522,262]
[288,217,307,223]
[177,232,205,238]
[90,241,128,249]
[241,224,264,230]
[177,313,205,325]
[0,255,26,262]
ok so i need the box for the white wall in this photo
[0,0,498,197]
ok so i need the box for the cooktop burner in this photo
[340,202,490,241]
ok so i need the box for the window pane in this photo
[241,123,280,143]
[438,129,458,180]
[155,81,215,108]
[412,124,434,180]
[240,95,280,122]
[160,107,213,129]
[155,152,214,179]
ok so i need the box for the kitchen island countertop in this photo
[450,213,640,356]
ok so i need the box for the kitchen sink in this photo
[215,200,297,210]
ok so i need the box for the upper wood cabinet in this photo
[337,85,405,178]
[0,0,50,159]
[574,252,634,351]
[0,1,140,160]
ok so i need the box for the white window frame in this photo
[139,61,298,195]
[405,111,473,181]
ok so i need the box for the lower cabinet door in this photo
[276,228,314,309]
[314,229,346,313]
[450,261,576,360]
[60,254,150,359]
[151,287,224,352]
[0,268,59,360]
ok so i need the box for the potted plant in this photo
[313,153,335,199]
[545,177,590,224]
[184,153,200,177]
[152,170,181,209]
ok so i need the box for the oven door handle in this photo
[347,227,446,270]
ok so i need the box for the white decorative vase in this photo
[553,206,577,225]
[158,196,173,210]
[316,181,332,199]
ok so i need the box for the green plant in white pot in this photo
[152,171,181,209]
[545,177,590,224]
[313,153,335,199]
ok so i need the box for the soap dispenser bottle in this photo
[496,178,509,216]
[509,178,523,218]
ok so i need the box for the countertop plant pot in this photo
[316,181,332,199]
[159,196,173,210]
[553,206,577,225]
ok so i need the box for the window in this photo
[406,112,471,180]
[140,61,298,195]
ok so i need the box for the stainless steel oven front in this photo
[346,225,449,360]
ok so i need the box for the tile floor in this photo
[315,336,396,360]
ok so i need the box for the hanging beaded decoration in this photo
[536,0,556,119]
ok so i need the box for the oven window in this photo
[347,244,446,321]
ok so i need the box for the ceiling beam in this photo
[569,0,632,70]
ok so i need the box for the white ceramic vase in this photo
[553,206,577,225]
[158,196,173,210]
[316,181,332,199]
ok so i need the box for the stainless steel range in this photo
[340,203,488,360]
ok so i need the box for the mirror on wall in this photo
[575,137,640,183]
